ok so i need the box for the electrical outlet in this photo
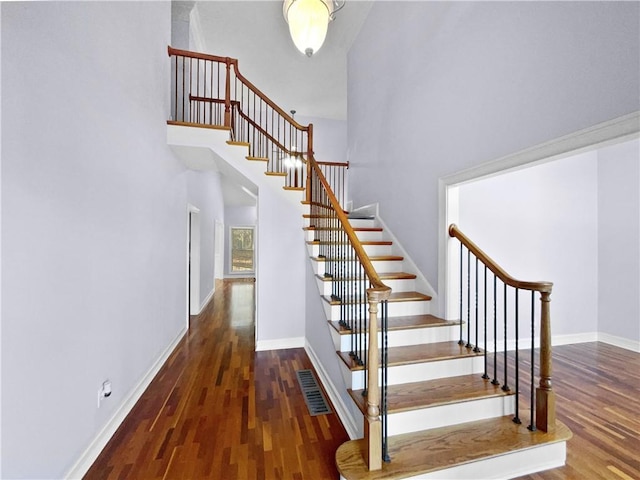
[97,380,112,408]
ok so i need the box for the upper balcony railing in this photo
[168,46,311,192]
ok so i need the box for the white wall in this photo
[297,114,347,165]
[457,153,600,338]
[187,170,225,304]
[598,140,640,344]
[347,2,640,295]
[224,205,257,276]
[1,3,189,478]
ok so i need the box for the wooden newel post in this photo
[536,290,556,432]
[224,60,232,128]
[365,288,390,471]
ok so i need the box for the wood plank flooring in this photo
[84,278,639,479]
[84,279,349,480]
[515,342,640,480]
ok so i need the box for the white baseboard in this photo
[553,332,599,346]
[305,342,360,440]
[197,287,215,314]
[255,336,305,351]
[64,327,187,480]
[598,332,640,352]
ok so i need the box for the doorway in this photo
[187,205,201,326]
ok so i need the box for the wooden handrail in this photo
[448,224,553,293]
[449,222,556,433]
[309,157,389,293]
[316,160,349,168]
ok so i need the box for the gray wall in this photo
[187,170,225,302]
[458,152,600,338]
[598,140,640,343]
[347,1,640,291]
[0,2,219,477]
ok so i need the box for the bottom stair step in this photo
[336,416,572,480]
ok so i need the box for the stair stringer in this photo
[304,259,364,440]
[167,124,305,210]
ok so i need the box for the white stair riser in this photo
[307,243,393,258]
[330,325,459,352]
[315,277,416,296]
[347,219,377,228]
[339,442,567,480]
[345,356,484,390]
[305,217,376,229]
[387,395,516,436]
[310,258,406,276]
[305,229,383,242]
[323,299,430,321]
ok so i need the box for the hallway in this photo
[85,279,349,479]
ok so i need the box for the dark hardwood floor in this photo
[515,342,640,480]
[85,278,639,479]
[85,279,349,480]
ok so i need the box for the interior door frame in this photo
[187,204,201,325]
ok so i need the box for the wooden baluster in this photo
[365,288,390,471]
[536,290,556,432]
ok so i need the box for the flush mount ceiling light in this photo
[283,0,345,57]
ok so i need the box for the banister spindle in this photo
[502,283,510,392]
[466,249,471,349]
[224,60,231,128]
[459,243,464,346]
[528,290,536,431]
[482,266,489,379]
[513,287,521,424]
[474,257,480,353]
[492,275,499,386]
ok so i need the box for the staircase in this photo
[166,46,571,480]
[304,214,571,479]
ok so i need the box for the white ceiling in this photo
[193,0,373,121]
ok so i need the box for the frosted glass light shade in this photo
[284,0,331,57]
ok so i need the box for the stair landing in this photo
[336,417,572,480]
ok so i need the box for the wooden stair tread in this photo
[337,341,482,370]
[307,240,393,246]
[312,255,404,263]
[329,315,459,335]
[348,374,513,414]
[226,140,250,147]
[283,186,305,191]
[317,272,416,283]
[304,226,383,232]
[335,417,572,480]
[167,120,231,132]
[323,291,431,306]
[265,171,287,177]
[246,156,268,162]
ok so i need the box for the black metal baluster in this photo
[466,249,472,349]
[474,257,480,352]
[382,299,390,463]
[502,283,510,392]
[492,276,500,386]
[483,266,490,379]
[513,288,521,423]
[528,291,537,431]
[459,243,464,346]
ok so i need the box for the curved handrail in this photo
[309,156,389,294]
[449,224,552,293]
[168,46,309,139]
